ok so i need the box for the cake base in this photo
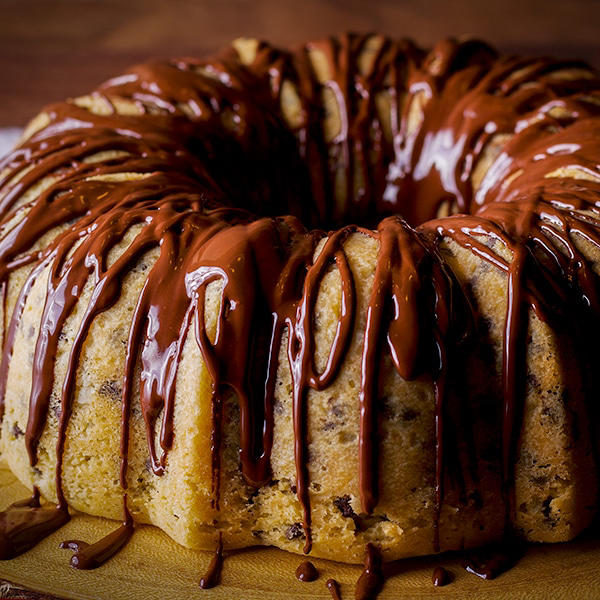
[0,462,598,599]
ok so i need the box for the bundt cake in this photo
[1,33,600,571]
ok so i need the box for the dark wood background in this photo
[1,0,599,127]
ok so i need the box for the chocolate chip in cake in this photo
[246,487,261,505]
[11,422,24,438]
[327,396,344,419]
[541,403,560,425]
[381,397,420,422]
[99,379,122,401]
[334,495,356,519]
[541,496,553,520]
[51,398,62,420]
[286,522,305,540]
[526,372,541,392]
[273,398,285,415]
[540,496,559,527]
[400,408,419,422]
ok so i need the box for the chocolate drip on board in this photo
[326,578,343,600]
[199,533,224,589]
[0,32,597,576]
[432,566,451,586]
[355,543,384,600]
[295,560,319,582]
[0,488,70,560]
[60,498,134,569]
[462,543,525,580]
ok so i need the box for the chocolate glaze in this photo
[432,566,451,586]
[355,543,384,600]
[295,559,318,582]
[0,488,70,560]
[0,33,598,573]
[462,543,525,580]
[326,578,342,600]
[199,533,223,589]
[59,498,133,569]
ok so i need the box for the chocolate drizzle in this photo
[199,533,223,589]
[59,498,134,569]
[326,578,342,599]
[355,543,384,600]
[295,559,318,582]
[462,543,525,580]
[0,33,598,575]
[0,488,70,559]
[432,566,451,587]
[357,217,461,533]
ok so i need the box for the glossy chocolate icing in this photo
[295,559,318,582]
[355,543,384,600]
[462,543,525,580]
[431,565,451,586]
[0,487,69,559]
[59,497,134,569]
[326,578,342,599]
[199,533,224,589]
[0,33,599,585]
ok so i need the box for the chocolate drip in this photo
[295,560,318,582]
[355,543,384,600]
[462,543,525,580]
[358,217,466,550]
[287,227,356,551]
[0,488,70,559]
[432,566,451,586]
[326,578,342,600]
[0,32,598,569]
[60,499,134,569]
[199,533,223,589]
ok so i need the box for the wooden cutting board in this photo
[1,461,599,600]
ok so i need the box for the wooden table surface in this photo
[1,0,599,127]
